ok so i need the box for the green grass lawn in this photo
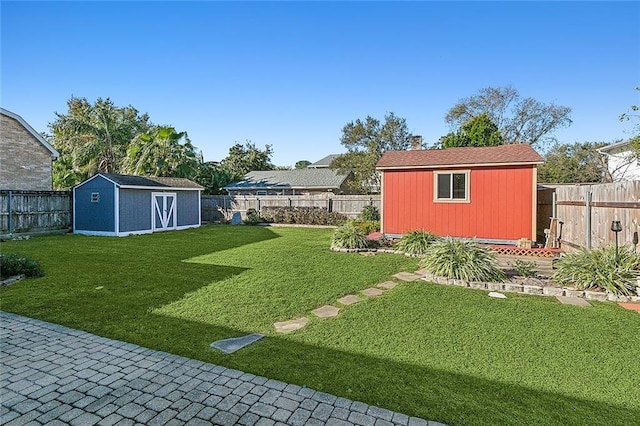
[1,225,639,425]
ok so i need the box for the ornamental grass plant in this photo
[552,245,640,295]
[393,230,440,255]
[331,221,369,249]
[420,237,507,282]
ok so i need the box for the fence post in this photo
[585,190,592,249]
[8,190,12,234]
[257,198,261,213]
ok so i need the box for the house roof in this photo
[97,173,203,189]
[376,144,544,170]
[308,154,340,168]
[225,169,349,190]
[0,107,59,158]
[597,139,634,154]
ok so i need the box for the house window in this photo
[256,190,267,196]
[91,192,100,203]
[434,171,470,202]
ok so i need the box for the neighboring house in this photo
[307,154,340,168]
[224,169,351,196]
[598,140,640,181]
[376,144,544,244]
[73,173,202,236]
[0,108,59,190]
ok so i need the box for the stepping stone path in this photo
[394,272,422,282]
[210,333,264,354]
[556,296,591,307]
[488,292,507,299]
[312,305,340,318]
[377,281,397,290]
[274,317,308,333]
[362,287,384,297]
[618,302,640,313]
[338,294,361,305]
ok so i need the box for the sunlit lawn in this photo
[1,225,639,425]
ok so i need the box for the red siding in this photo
[381,166,535,241]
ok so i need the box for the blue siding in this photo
[74,176,115,232]
[177,191,200,226]
[119,189,152,232]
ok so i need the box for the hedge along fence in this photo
[201,194,380,222]
[0,190,72,235]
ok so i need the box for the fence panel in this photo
[0,190,72,234]
[201,194,381,221]
[555,181,640,249]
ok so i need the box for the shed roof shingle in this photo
[225,169,349,190]
[101,173,203,189]
[376,144,543,169]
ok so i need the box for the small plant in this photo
[512,259,537,277]
[393,230,440,255]
[351,219,380,235]
[553,245,640,295]
[0,253,45,279]
[420,238,507,282]
[359,205,380,221]
[243,208,262,226]
[331,222,368,249]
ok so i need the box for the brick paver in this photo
[0,312,446,425]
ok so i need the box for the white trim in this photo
[72,185,77,233]
[73,173,115,190]
[119,185,201,191]
[0,107,59,158]
[114,186,120,235]
[73,230,118,237]
[117,229,154,237]
[433,170,470,203]
[376,161,543,171]
[176,224,200,231]
[380,171,385,234]
[197,190,202,225]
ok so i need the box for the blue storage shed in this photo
[73,173,203,236]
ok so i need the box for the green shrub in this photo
[260,206,347,226]
[420,238,507,282]
[359,205,380,221]
[243,208,262,225]
[331,222,368,249]
[351,219,380,235]
[512,259,537,277]
[552,246,640,295]
[0,253,45,279]
[394,230,440,255]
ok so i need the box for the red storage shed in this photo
[376,144,544,244]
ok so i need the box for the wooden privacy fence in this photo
[555,181,640,250]
[201,194,380,222]
[0,190,72,235]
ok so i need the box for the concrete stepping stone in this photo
[618,302,640,313]
[394,272,422,282]
[556,296,591,307]
[274,317,308,333]
[488,292,507,299]
[312,305,340,318]
[377,281,397,290]
[362,287,384,297]
[210,333,264,354]
[338,295,361,305]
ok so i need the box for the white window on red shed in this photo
[434,170,470,202]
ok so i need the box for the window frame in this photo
[91,192,100,203]
[433,170,470,203]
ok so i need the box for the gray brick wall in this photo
[0,114,55,190]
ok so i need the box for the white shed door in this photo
[152,192,177,231]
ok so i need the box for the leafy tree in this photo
[439,113,504,148]
[122,126,199,178]
[537,142,607,183]
[193,161,236,195]
[49,97,150,188]
[332,112,412,193]
[619,86,640,159]
[220,141,274,180]
[445,86,572,147]
[295,160,311,169]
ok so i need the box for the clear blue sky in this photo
[2,1,639,167]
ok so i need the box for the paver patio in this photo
[0,311,443,426]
